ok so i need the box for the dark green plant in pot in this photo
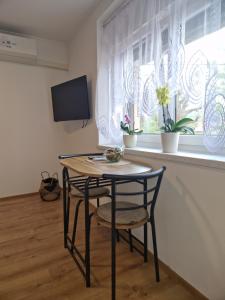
[156,86,195,134]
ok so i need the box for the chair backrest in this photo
[103,167,166,218]
[59,153,104,192]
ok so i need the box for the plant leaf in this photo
[164,118,174,132]
[183,127,195,134]
[173,126,195,134]
[174,118,194,128]
[160,126,166,132]
[120,121,130,134]
[134,129,143,134]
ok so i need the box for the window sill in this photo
[98,145,225,170]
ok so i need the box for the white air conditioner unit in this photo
[0,32,37,64]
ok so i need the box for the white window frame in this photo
[137,133,205,153]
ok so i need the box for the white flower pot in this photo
[123,134,137,148]
[161,132,180,153]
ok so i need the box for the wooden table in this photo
[59,153,152,289]
[60,155,151,177]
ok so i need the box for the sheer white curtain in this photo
[96,0,224,152]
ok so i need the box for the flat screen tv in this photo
[51,75,90,122]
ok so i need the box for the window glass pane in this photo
[221,0,225,27]
[142,39,146,62]
[177,26,225,134]
[161,28,169,52]
[133,43,139,62]
[131,38,160,134]
[185,11,205,44]
[139,115,161,134]
[133,63,160,134]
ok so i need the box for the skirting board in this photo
[0,192,39,201]
[118,229,208,300]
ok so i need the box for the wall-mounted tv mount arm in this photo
[82,120,89,128]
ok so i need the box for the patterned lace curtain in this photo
[96,0,224,151]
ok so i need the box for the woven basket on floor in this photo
[39,172,61,201]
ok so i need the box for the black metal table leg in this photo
[111,180,116,300]
[84,178,91,287]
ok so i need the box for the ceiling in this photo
[0,0,101,41]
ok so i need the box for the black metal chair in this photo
[69,183,110,245]
[59,153,111,282]
[95,167,166,300]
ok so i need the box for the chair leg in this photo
[97,198,100,226]
[89,212,94,240]
[71,199,82,250]
[151,217,160,282]
[63,185,67,248]
[112,220,116,300]
[87,212,94,267]
[144,223,148,262]
[128,229,133,252]
[63,167,70,249]
[65,193,70,247]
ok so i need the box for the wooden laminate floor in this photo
[0,194,204,300]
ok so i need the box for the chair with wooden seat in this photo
[95,167,166,300]
[70,184,110,248]
[59,152,111,254]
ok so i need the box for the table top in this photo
[60,156,151,177]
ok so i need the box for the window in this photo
[96,0,225,152]
[133,2,225,136]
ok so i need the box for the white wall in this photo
[0,60,68,197]
[64,0,114,154]
[125,154,225,300]
[0,0,114,197]
[65,1,225,300]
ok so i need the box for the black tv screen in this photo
[51,75,90,122]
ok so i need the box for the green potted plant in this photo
[156,86,195,153]
[120,114,143,148]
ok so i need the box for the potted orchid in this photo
[156,86,195,153]
[120,114,143,148]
